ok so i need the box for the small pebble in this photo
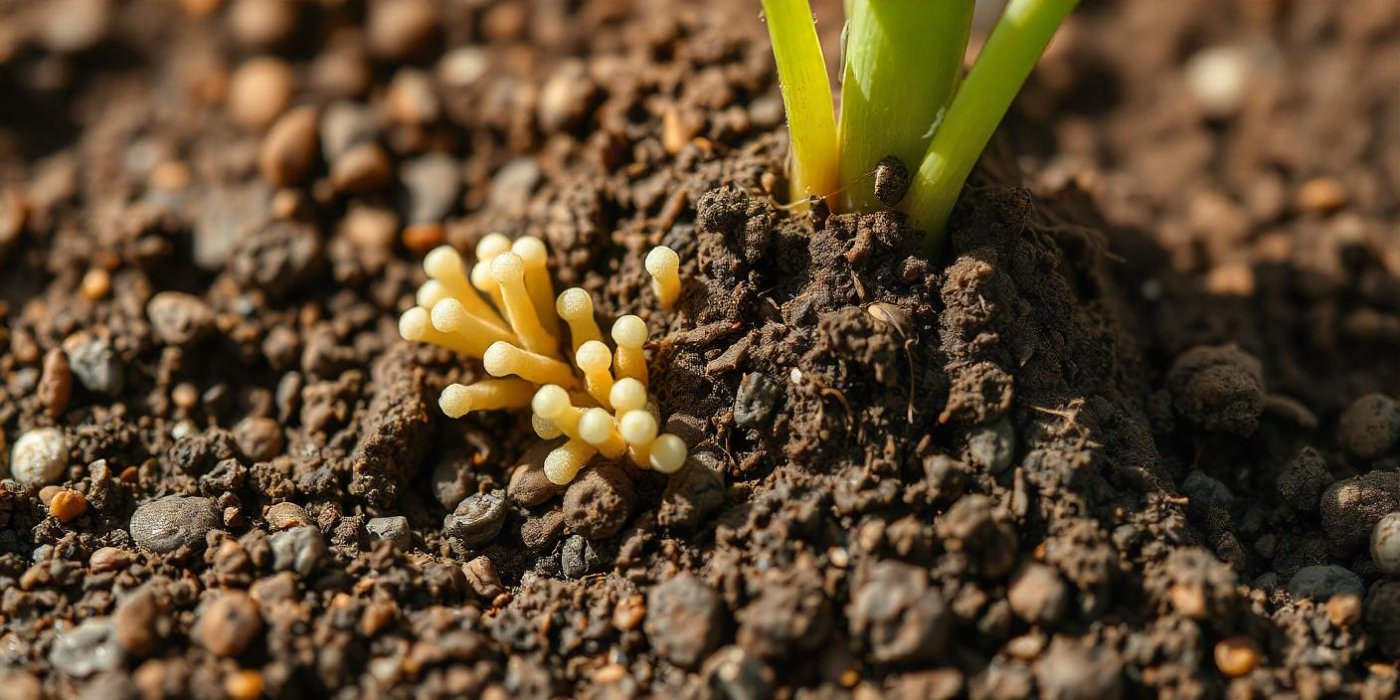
[232,416,284,462]
[462,556,503,600]
[563,465,634,540]
[264,502,311,530]
[79,268,110,300]
[700,646,773,700]
[657,455,725,530]
[129,495,219,553]
[64,334,125,396]
[1320,471,1400,552]
[1007,563,1068,625]
[385,69,439,125]
[1287,565,1364,601]
[847,561,949,664]
[367,0,439,60]
[146,291,214,346]
[330,143,392,194]
[113,588,163,656]
[270,526,327,577]
[734,373,780,429]
[89,546,131,573]
[443,491,506,547]
[966,418,1017,473]
[10,427,69,486]
[49,489,87,521]
[538,60,596,132]
[367,516,411,549]
[432,451,479,510]
[1372,512,1400,575]
[401,153,460,225]
[224,671,264,700]
[229,0,297,48]
[37,348,73,419]
[1167,344,1266,435]
[1326,593,1363,627]
[520,508,566,550]
[561,535,601,579]
[320,101,377,161]
[1296,177,1348,215]
[873,156,910,207]
[259,106,320,188]
[196,592,262,658]
[1366,582,1400,656]
[645,573,724,669]
[1182,471,1233,512]
[49,619,122,678]
[1213,637,1259,678]
[1036,639,1123,700]
[505,444,562,507]
[228,58,295,130]
[1338,394,1400,461]
[1183,45,1250,118]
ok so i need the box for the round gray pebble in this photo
[367,516,411,549]
[1372,512,1400,575]
[49,618,122,678]
[444,490,506,547]
[270,526,328,577]
[1287,564,1364,601]
[9,427,68,486]
[129,496,219,553]
[561,535,601,579]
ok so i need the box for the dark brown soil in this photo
[0,0,1397,698]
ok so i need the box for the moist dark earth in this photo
[1,0,1399,698]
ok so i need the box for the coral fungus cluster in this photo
[399,234,687,485]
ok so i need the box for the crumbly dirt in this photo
[0,0,1398,698]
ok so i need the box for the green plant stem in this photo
[838,0,973,212]
[905,0,1077,254]
[761,0,839,205]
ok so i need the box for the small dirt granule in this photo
[1371,512,1400,575]
[10,427,68,486]
[367,0,439,60]
[734,373,780,429]
[401,224,445,255]
[444,491,507,547]
[260,106,321,188]
[49,489,87,521]
[1007,564,1068,625]
[228,219,322,297]
[847,561,949,664]
[562,465,635,540]
[658,457,725,530]
[265,502,311,530]
[1337,394,1400,461]
[270,526,327,577]
[401,154,460,224]
[146,292,214,346]
[1276,447,1332,511]
[1326,593,1362,627]
[1166,344,1266,435]
[114,588,164,656]
[645,574,724,669]
[538,60,597,133]
[1213,637,1259,678]
[197,592,262,658]
[935,494,1018,577]
[506,445,562,507]
[225,671,264,700]
[233,416,284,462]
[561,535,602,578]
[873,156,910,207]
[37,348,72,419]
[1320,471,1400,552]
[228,58,294,129]
[1036,639,1123,700]
[48,619,121,678]
[89,546,131,573]
[701,646,773,699]
[520,508,566,550]
[229,0,298,48]
[1368,582,1400,657]
[129,495,218,553]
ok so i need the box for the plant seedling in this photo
[760,0,1078,255]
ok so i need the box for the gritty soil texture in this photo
[0,0,1398,698]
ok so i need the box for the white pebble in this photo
[10,428,69,486]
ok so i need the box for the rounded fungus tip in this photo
[490,251,526,283]
[532,414,562,439]
[482,341,515,377]
[398,307,430,340]
[610,378,647,413]
[423,245,461,279]
[611,315,647,349]
[575,341,611,372]
[416,280,450,308]
[578,408,615,445]
[430,298,468,332]
[512,236,547,267]
[438,384,472,417]
[476,232,512,261]
[645,246,679,275]
[532,384,570,420]
[619,410,658,445]
[650,434,687,474]
[556,288,592,320]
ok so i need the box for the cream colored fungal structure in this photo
[401,236,688,486]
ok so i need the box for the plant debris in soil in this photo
[0,1,1397,699]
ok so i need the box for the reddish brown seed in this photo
[49,489,88,522]
[1214,637,1260,678]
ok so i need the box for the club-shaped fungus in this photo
[403,238,689,486]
